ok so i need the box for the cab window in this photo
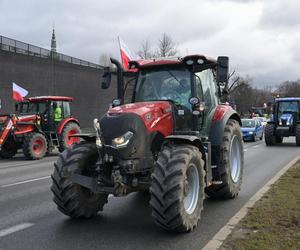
[63,102,71,118]
[196,69,217,112]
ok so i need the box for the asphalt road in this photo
[1,138,300,250]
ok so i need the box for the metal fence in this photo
[0,35,103,69]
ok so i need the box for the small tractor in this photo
[51,55,244,232]
[265,97,300,146]
[0,96,81,160]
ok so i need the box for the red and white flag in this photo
[12,82,28,101]
[118,37,139,71]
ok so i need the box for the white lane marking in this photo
[244,149,248,152]
[203,154,300,250]
[252,145,261,148]
[1,176,51,188]
[0,223,34,238]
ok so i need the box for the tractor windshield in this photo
[134,67,192,108]
[16,101,47,114]
[278,101,299,113]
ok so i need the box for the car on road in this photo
[241,118,264,142]
[254,116,268,128]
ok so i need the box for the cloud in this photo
[260,0,300,30]
[0,0,299,86]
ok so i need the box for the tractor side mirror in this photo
[217,56,229,84]
[102,67,111,89]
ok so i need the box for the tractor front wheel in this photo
[0,138,18,159]
[59,122,81,152]
[150,144,205,232]
[23,133,47,160]
[51,142,108,218]
[265,124,276,146]
[205,119,244,199]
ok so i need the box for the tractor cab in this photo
[104,55,228,138]
[15,96,73,131]
[265,97,300,146]
[0,96,80,160]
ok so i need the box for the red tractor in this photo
[51,55,244,232]
[0,96,81,160]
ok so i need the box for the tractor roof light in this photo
[197,58,204,64]
[185,59,194,65]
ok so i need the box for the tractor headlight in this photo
[249,131,253,134]
[286,121,290,125]
[112,131,134,148]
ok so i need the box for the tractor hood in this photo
[107,101,173,136]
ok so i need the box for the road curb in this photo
[202,154,300,250]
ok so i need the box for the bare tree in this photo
[138,39,153,59]
[277,80,300,97]
[156,33,178,57]
[99,53,113,67]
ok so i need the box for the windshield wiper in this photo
[166,70,185,88]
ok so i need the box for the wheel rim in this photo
[183,164,199,215]
[229,135,242,183]
[66,129,79,146]
[32,138,44,155]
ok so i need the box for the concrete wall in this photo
[0,50,117,128]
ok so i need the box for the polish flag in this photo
[12,82,28,101]
[118,37,139,71]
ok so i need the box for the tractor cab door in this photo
[47,101,71,131]
[194,69,218,137]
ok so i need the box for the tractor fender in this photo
[57,118,80,135]
[209,105,241,146]
[163,135,206,162]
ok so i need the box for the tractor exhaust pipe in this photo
[110,58,124,105]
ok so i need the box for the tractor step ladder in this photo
[49,132,59,147]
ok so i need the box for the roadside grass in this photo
[221,160,300,250]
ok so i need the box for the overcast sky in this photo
[0,0,299,87]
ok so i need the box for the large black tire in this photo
[51,142,108,218]
[205,119,244,199]
[150,144,205,232]
[23,133,48,160]
[59,122,81,152]
[0,138,18,158]
[265,124,276,146]
[296,124,300,146]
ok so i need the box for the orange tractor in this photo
[0,96,81,160]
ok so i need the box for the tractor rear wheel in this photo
[296,124,300,146]
[0,138,18,158]
[23,133,47,160]
[51,142,108,218]
[150,144,205,232]
[265,124,276,146]
[205,119,244,199]
[59,122,81,152]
